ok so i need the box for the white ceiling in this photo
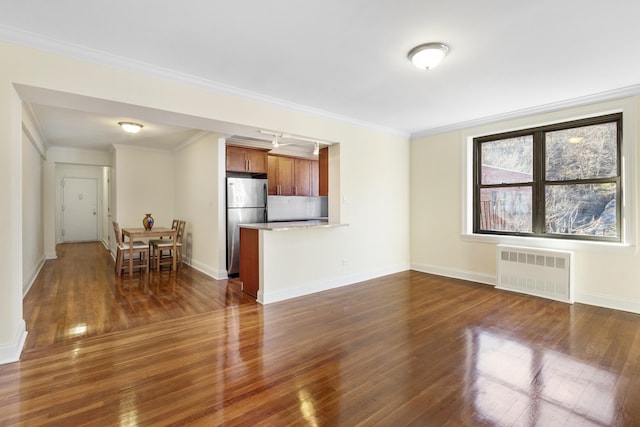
[26,104,204,151]
[3,0,640,150]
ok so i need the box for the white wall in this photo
[0,83,26,363]
[410,127,497,283]
[173,132,226,278]
[0,40,410,363]
[22,129,44,297]
[411,96,640,314]
[113,146,175,230]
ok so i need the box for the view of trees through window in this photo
[475,114,621,241]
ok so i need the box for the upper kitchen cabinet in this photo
[268,155,295,195]
[294,158,319,196]
[226,146,268,173]
[268,155,319,196]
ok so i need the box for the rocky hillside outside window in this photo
[473,113,622,242]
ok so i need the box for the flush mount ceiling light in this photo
[408,42,449,70]
[118,121,143,134]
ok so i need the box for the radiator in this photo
[496,244,574,303]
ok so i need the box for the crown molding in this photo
[411,84,640,140]
[0,25,408,139]
[5,25,639,143]
[173,130,212,153]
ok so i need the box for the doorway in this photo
[62,177,98,242]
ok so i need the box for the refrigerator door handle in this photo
[263,183,267,206]
[263,183,268,221]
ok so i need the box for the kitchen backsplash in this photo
[268,196,328,221]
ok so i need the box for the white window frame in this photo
[461,97,636,254]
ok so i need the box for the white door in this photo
[62,177,98,242]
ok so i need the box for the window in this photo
[473,113,622,242]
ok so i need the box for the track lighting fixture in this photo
[259,129,333,155]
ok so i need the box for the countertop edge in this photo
[239,222,349,231]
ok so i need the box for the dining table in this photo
[121,227,177,276]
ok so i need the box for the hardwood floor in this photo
[2,243,640,425]
[21,242,256,356]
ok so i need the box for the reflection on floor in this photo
[471,328,618,425]
[22,242,255,357]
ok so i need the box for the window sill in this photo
[461,232,636,255]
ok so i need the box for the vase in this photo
[143,213,154,230]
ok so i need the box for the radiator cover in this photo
[496,244,574,303]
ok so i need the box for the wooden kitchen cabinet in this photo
[293,158,319,196]
[226,146,268,173]
[319,147,328,196]
[311,160,319,196]
[268,155,295,195]
[268,155,319,196]
[239,227,259,298]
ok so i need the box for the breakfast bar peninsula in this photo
[238,220,348,302]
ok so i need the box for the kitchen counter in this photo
[239,220,347,231]
[238,220,348,299]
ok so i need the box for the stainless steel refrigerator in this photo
[226,177,268,276]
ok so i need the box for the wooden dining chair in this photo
[148,219,178,269]
[148,219,179,247]
[112,221,150,275]
[150,220,186,271]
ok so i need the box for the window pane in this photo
[481,136,533,185]
[546,122,618,181]
[545,183,617,237]
[479,187,532,232]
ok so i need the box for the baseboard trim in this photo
[23,256,46,297]
[189,259,228,281]
[45,251,57,260]
[107,254,228,281]
[575,291,640,315]
[260,263,411,305]
[411,263,640,314]
[0,321,27,365]
[411,262,495,286]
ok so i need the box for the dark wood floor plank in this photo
[2,245,640,425]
